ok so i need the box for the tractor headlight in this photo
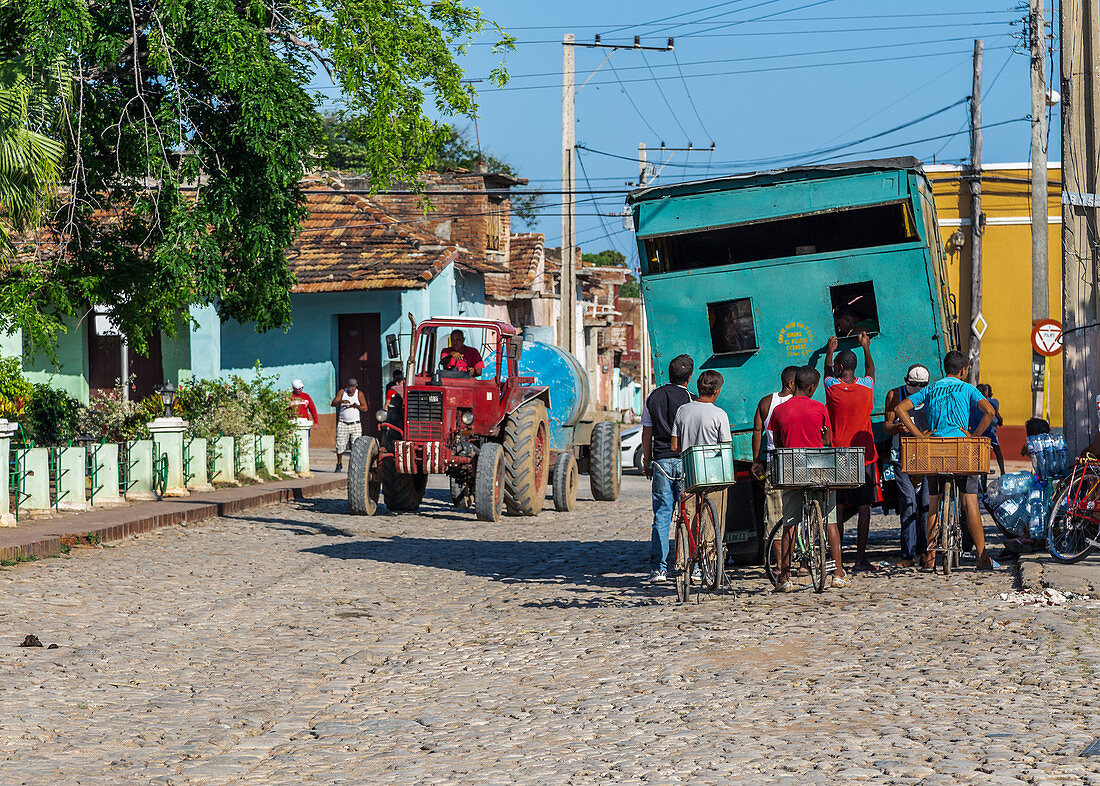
[375,409,388,423]
[460,410,475,426]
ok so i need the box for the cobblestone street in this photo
[1,474,1099,784]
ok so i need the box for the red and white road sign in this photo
[1031,319,1063,357]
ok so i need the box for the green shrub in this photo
[0,357,32,419]
[22,383,83,446]
[77,387,159,443]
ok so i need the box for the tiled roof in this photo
[290,178,462,293]
[507,233,544,291]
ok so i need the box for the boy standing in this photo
[824,332,877,572]
[670,371,732,453]
[769,366,848,591]
[894,351,997,569]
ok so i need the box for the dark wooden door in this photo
[88,332,164,401]
[337,313,382,436]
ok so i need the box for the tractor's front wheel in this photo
[475,442,505,522]
[589,420,622,501]
[347,436,381,515]
[502,401,550,516]
[380,455,427,513]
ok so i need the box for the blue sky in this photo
[316,2,1054,270]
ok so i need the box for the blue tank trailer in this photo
[627,158,958,562]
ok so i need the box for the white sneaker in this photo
[648,570,668,583]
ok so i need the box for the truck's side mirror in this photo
[385,334,400,360]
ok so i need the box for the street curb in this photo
[0,476,346,563]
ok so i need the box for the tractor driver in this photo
[439,329,485,377]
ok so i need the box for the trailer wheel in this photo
[380,456,427,513]
[502,401,550,516]
[589,420,621,501]
[552,452,578,512]
[347,436,381,515]
[475,442,505,522]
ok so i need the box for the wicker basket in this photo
[899,436,990,475]
[768,447,864,489]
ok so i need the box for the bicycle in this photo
[1047,455,1100,564]
[672,489,723,603]
[926,473,963,576]
[763,489,831,593]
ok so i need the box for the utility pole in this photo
[561,33,576,355]
[560,34,673,359]
[967,39,984,385]
[1030,0,1049,418]
[1060,0,1100,455]
[638,142,647,187]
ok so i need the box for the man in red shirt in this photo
[824,332,877,572]
[291,379,319,426]
[439,330,485,376]
[770,365,848,590]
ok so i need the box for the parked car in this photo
[621,425,643,472]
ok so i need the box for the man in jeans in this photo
[641,354,694,583]
[883,364,931,567]
[895,350,997,569]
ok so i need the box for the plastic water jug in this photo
[996,497,1028,537]
[1027,483,1049,539]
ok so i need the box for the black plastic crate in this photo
[768,447,864,489]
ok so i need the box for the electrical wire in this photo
[606,57,663,139]
[598,0,755,36]
[640,50,692,140]
[576,149,626,256]
[672,50,715,144]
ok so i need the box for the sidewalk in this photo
[1017,549,1097,595]
[0,473,347,562]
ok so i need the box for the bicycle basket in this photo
[682,443,737,492]
[768,447,863,489]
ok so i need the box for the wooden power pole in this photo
[1060,0,1100,454]
[1030,0,1049,418]
[968,39,984,385]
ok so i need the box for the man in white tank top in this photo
[751,367,799,558]
[330,378,367,472]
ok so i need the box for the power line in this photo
[606,57,663,139]
[640,50,692,140]
[576,150,625,256]
[672,50,715,143]
[598,0,755,36]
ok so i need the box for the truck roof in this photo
[626,157,925,205]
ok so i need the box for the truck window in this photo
[830,281,880,337]
[645,201,920,274]
[707,298,758,355]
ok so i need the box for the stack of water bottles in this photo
[984,433,1070,541]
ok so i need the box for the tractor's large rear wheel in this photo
[347,436,381,516]
[502,401,550,516]
[589,420,622,501]
[380,456,427,513]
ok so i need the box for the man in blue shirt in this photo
[895,351,997,569]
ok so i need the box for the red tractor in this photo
[347,317,620,521]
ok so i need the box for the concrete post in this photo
[0,420,16,526]
[259,434,276,477]
[19,448,49,511]
[125,440,156,500]
[147,417,190,497]
[185,437,214,492]
[295,418,312,477]
[89,443,123,507]
[237,434,258,480]
[55,447,88,511]
[211,436,237,485]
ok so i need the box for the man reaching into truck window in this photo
[770,366,848,591]
[894,350,998,570]
[641,354,695,584]
[439,329,485,376]
[824,332,878,572]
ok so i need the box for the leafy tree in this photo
[581,249,626,268]
[3,0,511,353]
[620,277,640,298]
[320,118,543,228]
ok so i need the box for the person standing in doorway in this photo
[640,354,695,583]
[331,378,367,472]
[824,332,878,572]
[883,364,931,567]
[291,379,319,427]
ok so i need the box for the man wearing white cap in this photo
[290,380,319,427]
[883,364,930,567]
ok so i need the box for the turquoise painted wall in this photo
[22,315,88,400]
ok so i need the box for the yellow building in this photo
[926,163,1061,451]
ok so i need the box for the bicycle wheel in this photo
[1047,475,1100,564]
[763,520,784,588]
[940,480,955,577]
[674,517,692,603]
[696,497,723,592]
[805,500,828,593]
